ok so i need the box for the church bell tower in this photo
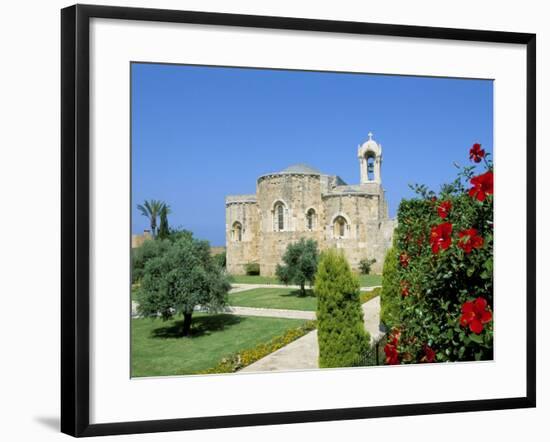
[358,132,382,184]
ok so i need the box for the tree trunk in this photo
[300,282,305,296]
[182,312,193,336]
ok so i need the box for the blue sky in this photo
[131,63,493,246]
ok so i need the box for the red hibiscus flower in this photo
[430,222,453,253]
[384,330,400,365]
[469,171,493,202]
[388,329,401,346]
[469,143,486,163]
[399,252,410,268]
[400,281,410,297]
[460,297,493,334]
[421,344,436,363]
[384,343,399,365]
[437,200,452,219]
[457,228,484,253]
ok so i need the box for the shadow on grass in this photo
[151,314,244,339]
[280,289,316,298]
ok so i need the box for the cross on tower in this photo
[368,131,374,141]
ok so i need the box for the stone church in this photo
[225,133,396,276]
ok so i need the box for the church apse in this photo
[225,133,396,276]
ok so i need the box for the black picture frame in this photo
[61,4,536,437]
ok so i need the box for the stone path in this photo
[241,329,320,372]
[240,296,384,373]
[223,306,315,320]
[132,301,316,320]
[363,296,386,342]
[229,283,381,294]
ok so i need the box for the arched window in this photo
[333,216,348,238]
[273,201,286,231]
[306,208,316,230]
[232,221,242,241]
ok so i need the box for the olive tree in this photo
[138,235,231,336]
[131,238,171,283]
[276,238,319,295]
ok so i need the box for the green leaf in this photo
[469,333,483,344]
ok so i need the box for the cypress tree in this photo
[380,246,400,329]
[157,205,170,240]
[315,249,370,368]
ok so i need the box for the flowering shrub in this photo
[381,143,493,364]
[384,329,400,365]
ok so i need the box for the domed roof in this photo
[279,163,321,175]
[359,132,382,155]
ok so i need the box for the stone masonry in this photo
[225,133,396,276]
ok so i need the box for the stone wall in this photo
[131,231,152,249]
[225,200,260,275]
[322,192,392,274]
[256,174,325,275]
[210,246,226,256]
[226,173,396,276]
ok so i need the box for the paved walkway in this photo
[229,283,381,294]
[223,305,315,320]
[240,296,384,373]
[241,330,320,372]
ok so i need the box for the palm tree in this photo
[137,200,168,237]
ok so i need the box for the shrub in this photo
[315,250,370,368]
[138,234,231,336]
[380,247,400,328]
[131,238,171,283]
[245,262,260,275]
[382,143,493,364]
[276,238,319,295]
[166,227,194,243]
[359,257,377,275]
[213,251,227,270]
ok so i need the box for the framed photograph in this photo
[61,4,536,437]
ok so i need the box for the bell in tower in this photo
[357,132,383,184]
[367,160,375,175]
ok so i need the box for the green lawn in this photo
[357,274,382,287]
[229,288,317,311]
[229,287,381,311]
[131,313,306,377]
[228,274,282,284]
[229,273,382,287]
